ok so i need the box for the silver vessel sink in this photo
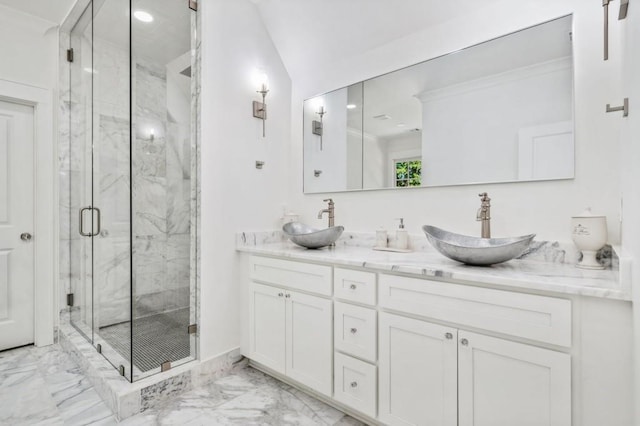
[423,225,535,266]
[283,222,344,249]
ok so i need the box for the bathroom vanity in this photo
[237,235,632,426]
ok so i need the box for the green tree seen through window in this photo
[395,159,422,187]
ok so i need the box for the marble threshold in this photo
[237,231,629,301]
[58,318,243,421]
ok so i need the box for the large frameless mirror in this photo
[304,15,574,193]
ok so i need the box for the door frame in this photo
[0,78,55,347]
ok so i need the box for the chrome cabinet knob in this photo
[278,292,284,297]
[445,332,453,340]
[460,338,469,346]
[350,381,358,388]
[349,284,357,290]
[350,328,357,334]
[20,232,32,242]
[285,293,291,298]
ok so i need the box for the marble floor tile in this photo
[0,345,365,426]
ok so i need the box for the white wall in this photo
[346,128,363,190]
[419,59,572,186]
[0,6,58,90]
[620,1,640,422]
[362,132,386,189]
[199,0,291,360]
[0,6,59,325]
[303,89,348,193]
[287,0,623,243]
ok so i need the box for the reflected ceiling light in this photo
[373,114,391,120]
[346,104,357,109]
[134,10,154,23]
[396,123,406,127]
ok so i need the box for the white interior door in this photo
[0,99,34,351]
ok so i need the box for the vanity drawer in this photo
[334,302,377,362]
[334,352,377,418]
[334,268,376,306]
[379,274,572,347]
[249,256,332,296]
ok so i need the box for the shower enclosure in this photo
[65,0,197,381]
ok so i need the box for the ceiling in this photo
[253,0,491,83]
[0,0,76,23]
[93,0,191,65]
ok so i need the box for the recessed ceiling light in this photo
[373,114,391,120]
[134,10,154,23]
[346,104,357,109]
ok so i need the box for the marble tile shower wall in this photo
[59,36,192,326]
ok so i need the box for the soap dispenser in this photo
[395,218,408,250]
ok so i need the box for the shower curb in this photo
[58,319,244,420]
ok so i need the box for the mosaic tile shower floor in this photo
[98,309,191,372]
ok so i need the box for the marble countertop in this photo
[237,235,629,301]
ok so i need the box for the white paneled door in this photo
[0,99,34,351]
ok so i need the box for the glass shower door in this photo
[130,0,196,380]
[69,3,95,343]
[68,0,197,382]
[69,0,133,381]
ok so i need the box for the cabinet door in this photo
[286,290,333,396]
[249,283,286,374]
[458,330,571,426]
[379,312,458,426]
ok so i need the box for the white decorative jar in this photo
[571,208,607,270]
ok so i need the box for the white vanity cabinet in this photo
[378,274,572,426]
[248,257,333,396]
[378,312,458,426]
[333,268,379,417]
[241,254,629,426]
[457,330,571,426]
[378,310,570,426]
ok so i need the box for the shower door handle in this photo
[79,206,102,237]
[92,207,101,237]
[79,206,92,237]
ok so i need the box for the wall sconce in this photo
[312,105,326,150]
[253,77,269,137]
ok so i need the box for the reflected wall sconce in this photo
[253,80,269,137]
[312,106,326,150]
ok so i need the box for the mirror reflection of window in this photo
[394,158,422,187]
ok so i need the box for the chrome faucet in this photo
[477,192,491,238]
[317,198,335,228]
